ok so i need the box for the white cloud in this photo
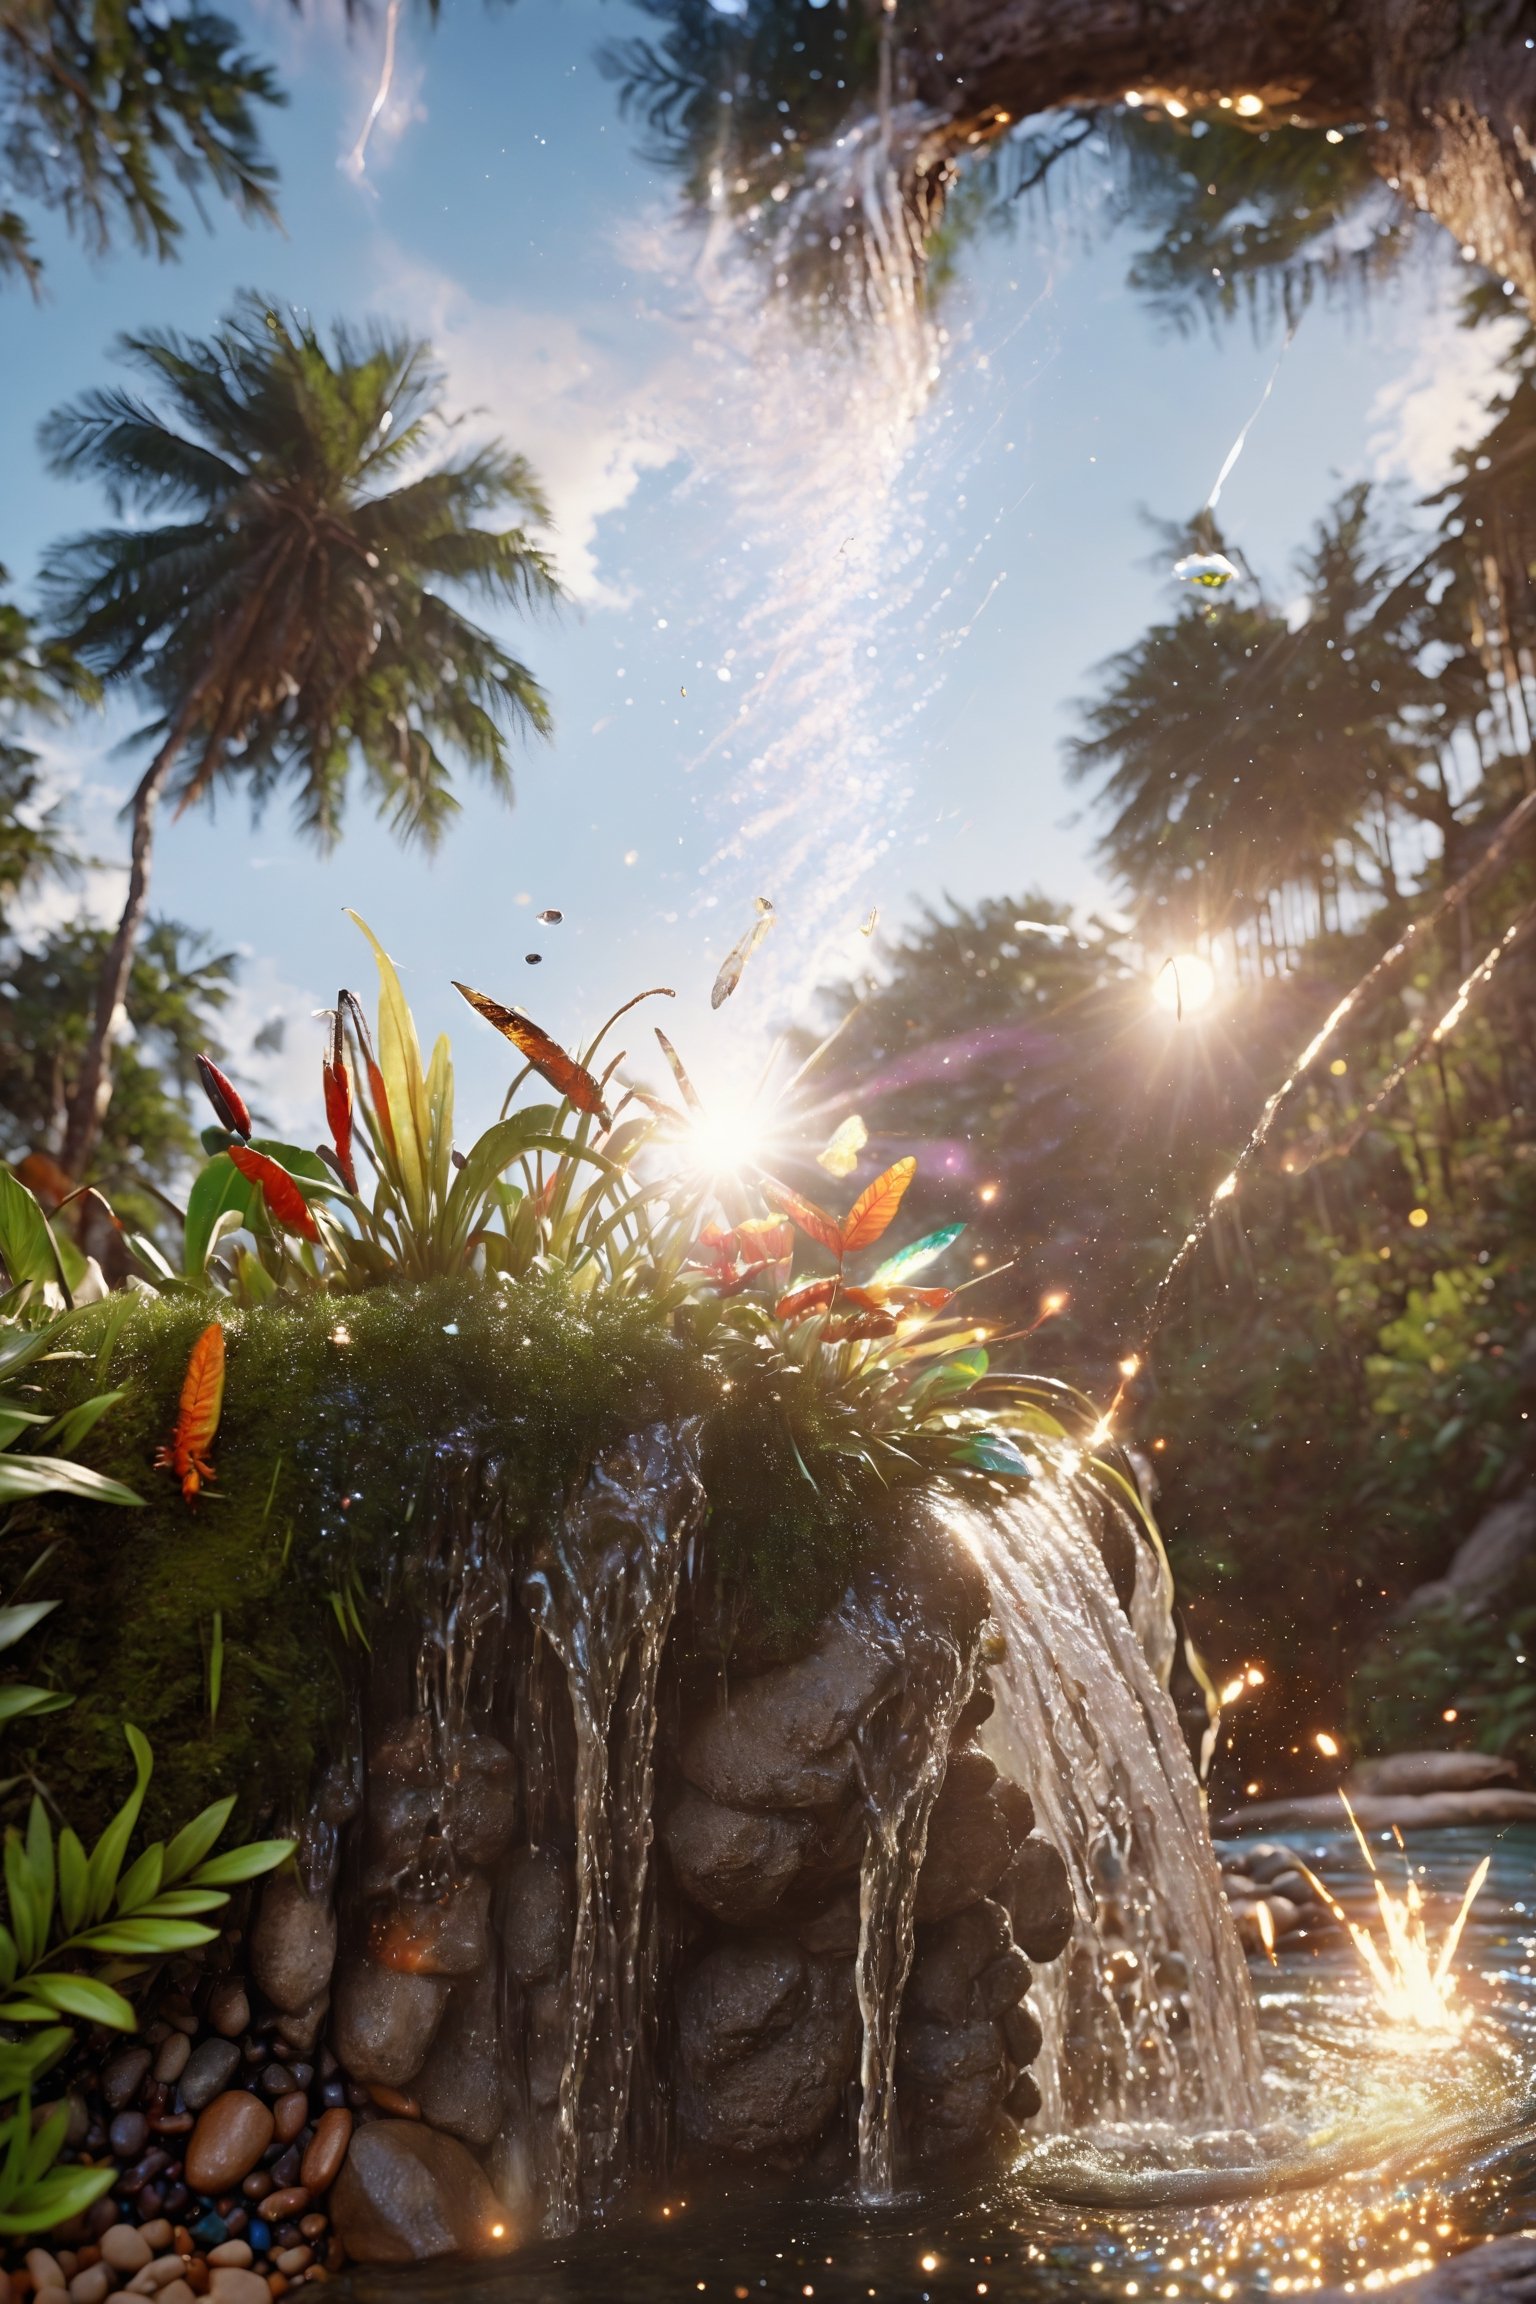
[1369,311,1522,493]
[375,252,685,605]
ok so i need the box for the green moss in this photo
[3,1275,944,1832]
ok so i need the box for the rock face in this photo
[366,1719,519,1886]
[679,1616,898,1809]
[329,2120,516,2263]
[501,1847,574,1983]
[898,1899,1039,2165]
[661,1791,814,1924]
[676,1938,860,2162]
[415,1967,506,2148]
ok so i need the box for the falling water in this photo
[851,1580,979,2199]
[520,1422,705,2232]
[956,1482,1262,2135]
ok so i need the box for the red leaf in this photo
[453,982,611,1127]
[195,1054,251,1140]
[341,990,396,1158]
[839,1157,917,1255]
[229,1144,321,1242]
[322,1037,358,1196]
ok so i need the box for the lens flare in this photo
[1152,953,1217,1018]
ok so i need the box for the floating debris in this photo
[711,896,775,1009]
[817,1114,868,1178]
[526,953,543,965]
[538,908,564,925]
[861,908,878,938]
[1173,551,1240,590]
[452,981,612,1126]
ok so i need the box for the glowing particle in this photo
[1247,1666,1265,1686]
[1442,1708,1458,1723]
[979,1183,999,1204]
[921,2260,939,2276]
[1408,1206,1429,1227]
[1330,1057,1348,1075]
[1173,551,1240,590]
[1118,1353,1141,1378]
[1235,93,1264,115]
[1315,1731,1340,1757]
[1213,1172,1238,1202]
[624,849,639,866]
[1165,96,1188,116]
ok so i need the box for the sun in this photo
[1151,952,1217,1018]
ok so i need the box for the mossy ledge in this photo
[3,1275,948,1836]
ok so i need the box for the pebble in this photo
[257,2069,293,2102]
[160,2285,195,2304]
[272,2256,309,2281]
[206,1983,251,2041]
[271,2096,307,2149]
[185,2094,275,2195]
[205,2246,252,2271]
[101,2230,152,2274]
[110,2113,150,2160]
[68,2273,108,2304]
[101,2053,152,2113]
[27,2254,64,2290]
[295,2223,326,2246]
[179,2043,241,2116]
[36,2287,69,2304]
[137,2228,172,2257]
[259,2193,308,2226]
[154,2036,192,2088]
[208,2270,270,2304]
[297,2113,350,2199]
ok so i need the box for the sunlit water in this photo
[353,1826,1536,2302]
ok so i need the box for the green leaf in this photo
[870,1221,967,1286]
[184,1154,262,1275]
[125,1234,176,1283]
[954,1430,1035,1478]
[85,1726,153,1925]
[4,1830,37,1969]
[162,1796,235,1885]
[0,1924,17,1988]
[0,2028,69,2098]
[38,1391,127,1458]
[0,1171,66,1299]
[0,2155,115,2234]
[0,1456,143,1508]
[20,1973,135,2028]
[188,1837,295,1888]
[909,1347,989,1409]
[24,1802,53,1950]
[0,1687,69,1727]
[56,1832,86,1936]
[0,1411,47,1451]
[76,1919,215,1956]
[113,1842,164,1916]
[208,1610,224,1731]
[136,1888,227,1917]
[0,1602,57,1656]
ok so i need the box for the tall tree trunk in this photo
[916,0,1536,308]
[59,719,189,1182]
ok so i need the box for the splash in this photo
[959,1480,1262,2131]
[521,1422,705,2231]
[1302,1800,1491,2037]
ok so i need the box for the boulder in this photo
[332,1953,448,2087]
[367,1719,519,1879]
[329,2120,517,2263]
[415,1968,506,2149]
[1001,1836,1075,1962]
[502,1847,574,1984]
[899,1898,1039,2165]
[1399,1490,1536,1617]
[676,1937,859,2163]
[1349,1750,1518,1797]
[679,1617,897,1811]
[524,1979,567,2114]
[369,1872,491,1977]
[914,1775,1023,1923]
[662,1791,814,1924]
[250,1869,337,2017]
[898,2012,1009,2164]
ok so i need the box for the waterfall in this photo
[521,1423,705,2233]
[952,1481,1263,2134]
[851,1581,979,2199]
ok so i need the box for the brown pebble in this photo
[184,2267,209,2298]
[363,2085,418,2118]
[266,2280,286,2301]
[270,2096,307,2149]
[26,2257,63,2292]
[35,2287,69,2304]
[205,1980,250,2040]
[150,2114,194,2137]
[136,2230,172,2258]
[101,2231,152,2275]
[159,2284,195,2304]
[259,2191,308,2225]
[240,2173,271,2202]
[185,2095,275,2195]
[271,2256,309,2282]
[295,2221,325,2246]
[297,2112,350,2199]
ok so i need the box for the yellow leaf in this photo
[347,913,430,1229]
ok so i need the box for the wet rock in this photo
[1001,1835,1075,1962]
[978,1944,1031,2018]
[250,1868,337,2015]
[899,1900,1030,2165]
[795,1889,862,1959]
[367,1719,518,1879]
[299,2107,353,2196]
[524,1979,567,2114]
[101,2049,151,2111]
[914,1774,1023,1923]
[332,1954,448,2087]
[662,1791,813,1925]
[184,2093,275,2194]
[676,1937,859,2164]
[330,2119,516,2263]
[942,1745,999,1803]
[415,1967,506,2149]
[369,1872,491,1977]
[273,1993,329,2057]
[501,1848,574,1984]
[179,2039,242,2114]
[1004,2069,1042,2123]
[679,1617,897,1811]
[1002,1997,1043,2068]
[206,1979,250,2039]
[905,1900,1011,2028]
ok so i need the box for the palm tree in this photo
[0,565,94,928]
[39,293,561,1180]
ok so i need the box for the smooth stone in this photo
[298,2108,353,2197]
[366,1720,518,1878]
[1350,1749,1518,1797]
[330,2120,517,2264]
[153,2035,191,2088]
[942,1744,999,1803]
[906,1900,1012,2029]
[1001,1835,1075,1962]
[501,1848,573,1984]
[1002,1998,1044,2068]
[100,2051,152,2112]
[369,1872,490,1977]
[898,2011,1009,2163]
[68,2269,109,2304]
[206,1980,250,2040]
[208,2272,270,2304]
[1004,2068,1042,2123]
[184,2093,276,2194]
[251,1871,337,2019]
[524,1980,566,2114]
[679,1618,896,1811]
[662,1792,813,1925]
[205,2245,252,2269]
[109,2112,150,2159]
[272,2092,309,2147]
[914,1779,1024,1923]
[100,2230,152,2273]
[159,2285,194,2304]
[26,2254,63,2290]
[414,1967,505,2149]
[978,1944,1032,2019]
[179,2039,242,2114]
[272,1995,329,2057]
[332,1956,448,2087]
[676,1937,860,2164]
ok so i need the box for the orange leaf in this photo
[822,1310,900,1342]
[761,1177,845,1258]
[229,1144,321,1243]
[453,982,611,1127]
[867,1284,953,1313]
[776,1279,840,1321]
[341,989,396,1159]
[195,1054,252,1140]
[153,1321,225,1504]
[734,1217,794,1266]
[839,1157,917,1255]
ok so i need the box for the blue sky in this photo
[0,0,1507,1137]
